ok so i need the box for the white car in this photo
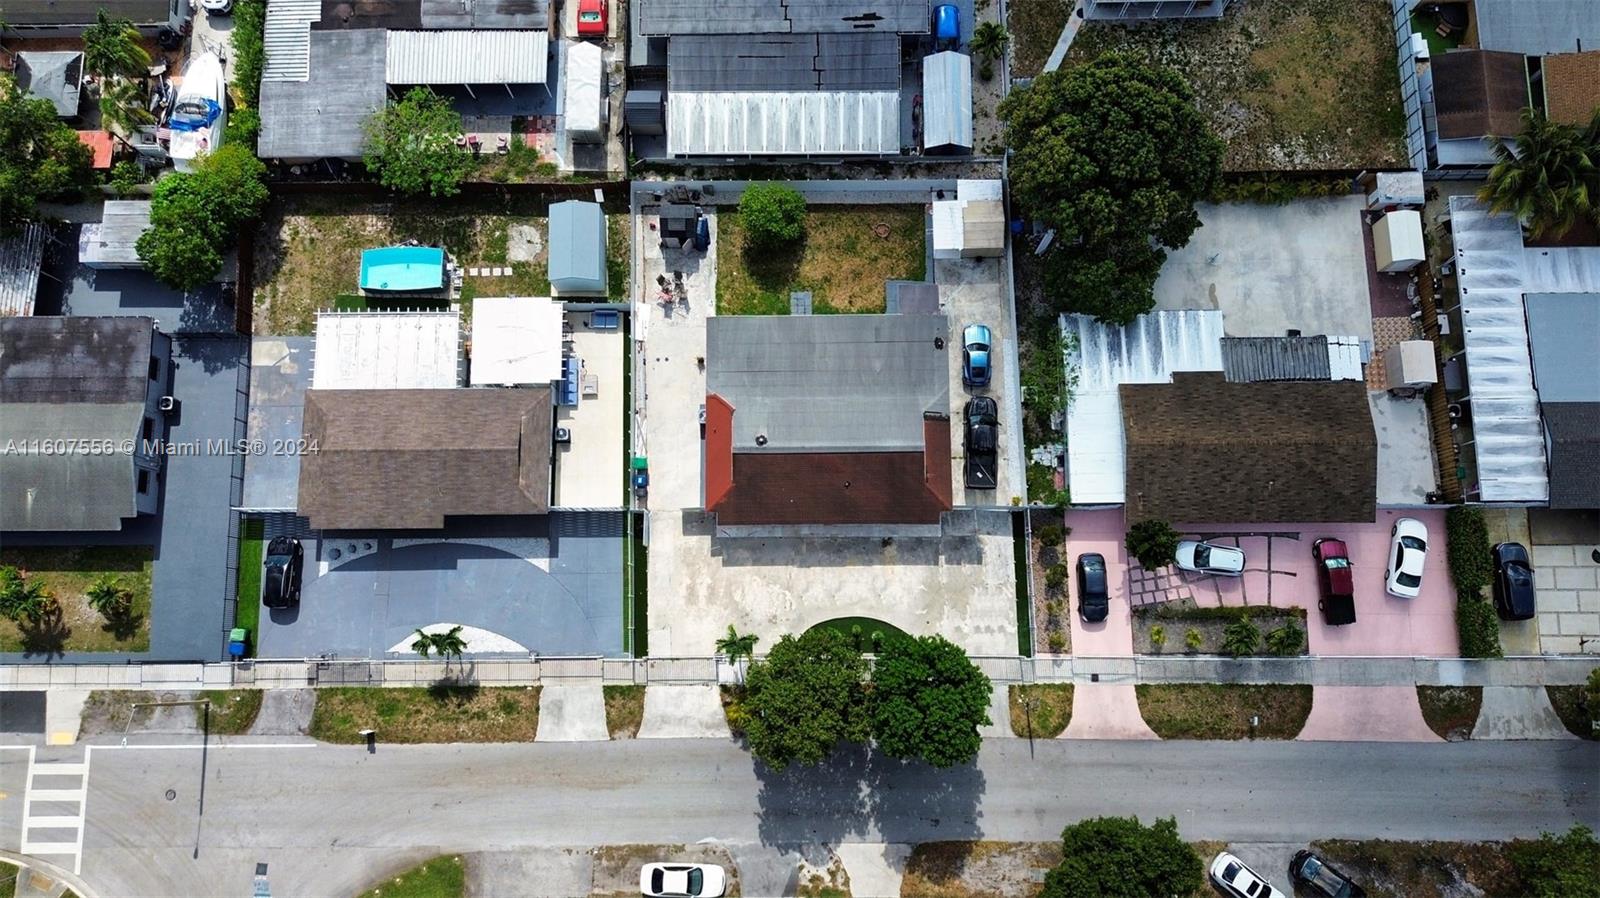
[640,863,726,898]
[1210,852,1288,898]
[1175,540,1246,576]
[1385,517,1429,598]
[200,0,233,13]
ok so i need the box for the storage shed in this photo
[80,201,153,270]
[625,89,666,135]
[549,201,608,295]
[566,40,604,143]
[1372,210,1424,273]
[922,51,972,154]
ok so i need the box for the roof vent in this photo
[843,480,851,489]
[934,337,945,349]
[755,434,768,447]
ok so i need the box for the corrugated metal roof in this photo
[1475,0,1600,55]
[259,28,387,159]
[668,90,899,154]
[638,0,929,35]
[548,201,606,294]
[385,29,549,84]
[922,51,971,150]
[0,223,46,317]
[1221,336,1332,382]
[262,0,322,82]
[1525,293,1600,404]
[668,33,899,92]
[1063,310,1225,505]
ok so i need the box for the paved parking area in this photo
[1064,509,1138,656]
[938,256,1022,506]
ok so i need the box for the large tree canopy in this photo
[869,634,991,768]
[363,87,475,197]
[0,75,95,235]
[742,629,870,770]
[1000,53,1223,325]
[1040,816,1203,898]
[136,145,269,290]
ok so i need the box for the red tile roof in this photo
[76,130,113,169]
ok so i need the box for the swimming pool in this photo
[360,246,447,292]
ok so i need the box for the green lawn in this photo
[1136,684,1312,739]
[715,205,926,315]
[199,690,264,735]
[309,686,541,743]
[356,856,465,898]
[0,546,153,653]
[1009,684,1073,739]
[804,617,909,652]
[234,519,264,652]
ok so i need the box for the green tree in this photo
[230,0,268,107]
[98,75,154,139]
[1479,109,1600,240]
[363,87,474,197]
[742,629,869,770]
[0,75,95,234]
[0,566,57,624]
[1509,824,1600,898]
[1125,519,1180,570]
[136,144,269,289]
[85,575,132,621]
[431,625,468,662]
[869,635,991,767]
[716,625,760,683]
[1040,816,1203,898]
[970,22,1009,65]
[82,10,151,79]
[738,182,807,250]
[411,627,436,658]
[999,54,1223,324]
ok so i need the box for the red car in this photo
[576,0,606,38]
[1312,538,1357,625]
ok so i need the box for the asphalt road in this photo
[78,738,1599,897]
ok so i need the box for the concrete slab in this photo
[553,313,626,509]
[1154,198,1373,344]
[36,222,237,335]
[240,337,313,512]
[465,849,592,898]
[723,842,818,898]
[835,842,913,898]
[43,692,87,747]
[1297,686,1441,742]
[247,689,314,737]
[637,685,729,739]
[535,685,609,742]
[937,256,1023,506]
[978,681,1010,738]
[1471,686,1578,740]
[1062,683,1157,740]
[1368,392,1437,505]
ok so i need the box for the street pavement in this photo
[73,738,1599,898]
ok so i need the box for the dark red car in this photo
[576,0,606,38]
[1313,538,1357,625]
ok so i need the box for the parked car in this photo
[640,863,726,898]
[1492,541,1536,621]
[1289,850,1367,898]
[261,536,303,609]
[1175,540,1245,576]
[201,0,234,14]
[1209,852,1287,898]
[962,323,992,388]
[576,0,607,37]
[1312,537,1357,625]
[963,397,998,490]
[1077,553,1108,623]
[1384,517,1428,598]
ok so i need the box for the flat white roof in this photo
[1062,310,1225,504]
[470,296,565,386]
[312,310,461,390]
[667,91,899,155]
[386,30,549,85]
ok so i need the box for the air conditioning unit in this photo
[554,427,572,445]
[158,395,178,413]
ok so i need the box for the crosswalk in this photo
[20,747,89,875]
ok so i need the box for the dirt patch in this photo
[1545,685,1599,740]
[1311,840,1521,898]
[199,690,265,735]
[795,854,851,898]
[715,205,927,315]
[603,685,645,739]
[1029,509,1071,655]
[1006,0,1072,79]
[1417,686,1483,741]
[308,684,541,744]
[1135,684,1312,740]
[901,841,1061,898]
[1132,603,1308,657]
[592,844,741,898]
[0,546,153,654]
[1008,684,1072,739]
[1065,0,1406,171]
[80,690,203,737]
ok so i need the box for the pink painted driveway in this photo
[1297,686,1442,742]
[1064,509,1137,656]
[1061,683,1157,740]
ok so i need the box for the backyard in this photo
[1007,0,1073,78]
[0,546,153,653]
[715,205,927,315]
[1064,0,1407,171]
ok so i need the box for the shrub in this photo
[230,107,261,151]
[870,635,991,767]
[1045,563,1068,590]
[1457,595,1503,658]
[1265,622,1304,656]
[1221,619,1261,658]
[1446,506,1493,594]
[1508,824,1600,898]
[738,182,806,249]
[1041,816,1203,898]
[108,160,144,196]
[1149,625,1166,650]
[1588,668,1600,728]
[1047,631,1067,653]
[1027,463,1069,507]
[1036,523,1065,546]
[230,0,267,107]
[1044,599,1063,621]
[1125,519,1180,570]
[1184,628,1203,652]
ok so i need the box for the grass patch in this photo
[716,205,925,315]
[1416,685,1483,741]
[1546,686,1599,740]
[720,685,747,736]
[1311,839,1520,897]
[0,546,153,653]
[607,213,631,302]
[803,617,908,652]
[235,518,264,648]
[603,685,645,739]
[1008,684,1073,739]
[1135,684,1312,739]
[1067,0,1406,171]
[308,685,540,744]
[356,855,465,898]
[199,690,264,735]
[901,841,1062,898]
[1007,0,1072,78]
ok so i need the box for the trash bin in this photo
[227,627,249,658]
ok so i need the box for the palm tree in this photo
[970,22,1010,66]
[431,625,468,663]
[98,76,154,138]
[82,10,151,80]
[1478,108,1600,240]
[715,625,759,683]
[411,628,435,658]
[86,575,132,620]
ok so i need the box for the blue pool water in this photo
[360,246,447,292]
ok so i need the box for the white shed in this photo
[1372,209,1425,273]
[922,51,972,154]
[565,40,604,144]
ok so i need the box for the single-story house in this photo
[1120,372,1377,524]
[258,28,388,162]
[1429,49,1529,166]
[548,201,607,296]
[0,316,172,532]
[470,296,566,386]
[1525,293,1600,510]
[297,388,554,530]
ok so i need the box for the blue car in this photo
[962,323,992,387]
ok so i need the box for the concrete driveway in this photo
[1063,509,1137,656]
[939,256,1022,506]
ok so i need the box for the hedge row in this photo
[1446,506,1493,595]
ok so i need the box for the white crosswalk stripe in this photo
[19,747,91,875]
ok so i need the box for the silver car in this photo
[1175,540,1246,576]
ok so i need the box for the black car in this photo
[963,397,998,490]
[1492,542,1536,621]
[262,536,304,609]
[1289,850,1366,898]
[1076,553,1108,623]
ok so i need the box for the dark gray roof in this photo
[668,32,899,91]
[421,0,548,28]
[1543,402,1600,509]
[1525,293,1600,404]
[0,316,156,404]
[4,0,169,25]
[258,28,387,160]
[1475,0,1600,56]
[1221,336,1332,383]
[15,51,83,118]
[638,0,928,34]
[706,314,949,452]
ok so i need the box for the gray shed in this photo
[922,51,972,153]
[548,201,607,296]
[625,89,666,136]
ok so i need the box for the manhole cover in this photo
[165,789,177,801]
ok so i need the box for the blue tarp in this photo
[169,98,221,132]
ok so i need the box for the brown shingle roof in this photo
[1432,49,1529,139]
[1120,373,1377,524]
[1543,51,1600,127]
[297,388,552,530]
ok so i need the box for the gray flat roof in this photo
[259,28,387,159]
[639,0,929,34]
[668,33,900,91]
[1525,293,1600,404]
[1474,0,1600,55]
[16,51,82,117]
[80,200,153,267]
[6,0,168,24]
[420,0,549,28]
[706,314,949,453]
